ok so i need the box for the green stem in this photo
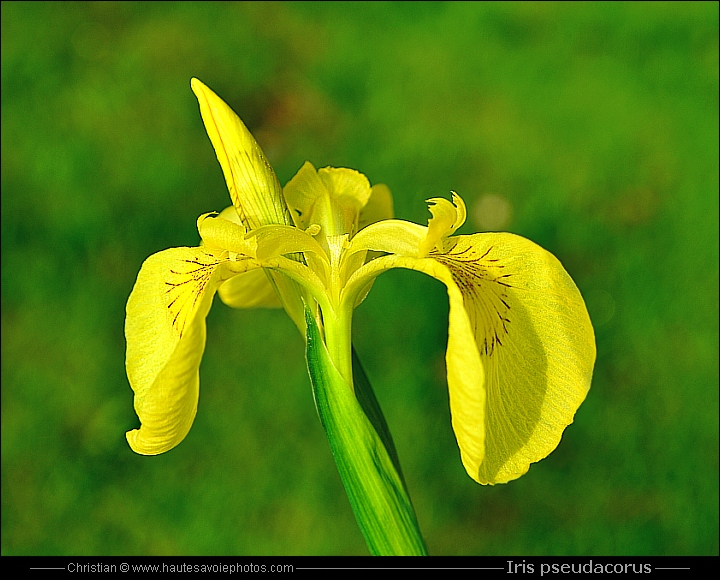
[321,302,354,387]
[305,304,427,555]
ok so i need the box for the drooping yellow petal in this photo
[344,232,595,484]
[345,251,487,476]
[191,78,292,229]
[432,234,595,484]
[125,246,259,455]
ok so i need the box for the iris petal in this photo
[432,233,594,483]
[125,247,259,454]
[283,162,373,238]
[358,183,394,230]
[347,219,428,259]
[218,268,283,309]
[344,232,594,484]
[191,78,292,229]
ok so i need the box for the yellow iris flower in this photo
[125,78,595,487]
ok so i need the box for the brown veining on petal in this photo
[163,252,251,337]
[432,243,513,357]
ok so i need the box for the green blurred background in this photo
[2,1,717,556]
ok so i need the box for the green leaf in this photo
[352,347,407,487]
[305,307,427,555]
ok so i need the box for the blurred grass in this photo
[1,1,717,556]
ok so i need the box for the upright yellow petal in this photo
[282,161,323,230]
[283,162,373,238]
[318,166,372,234]
[358,183,394,231]
[125,246,259,455]
[191,78,292,229]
